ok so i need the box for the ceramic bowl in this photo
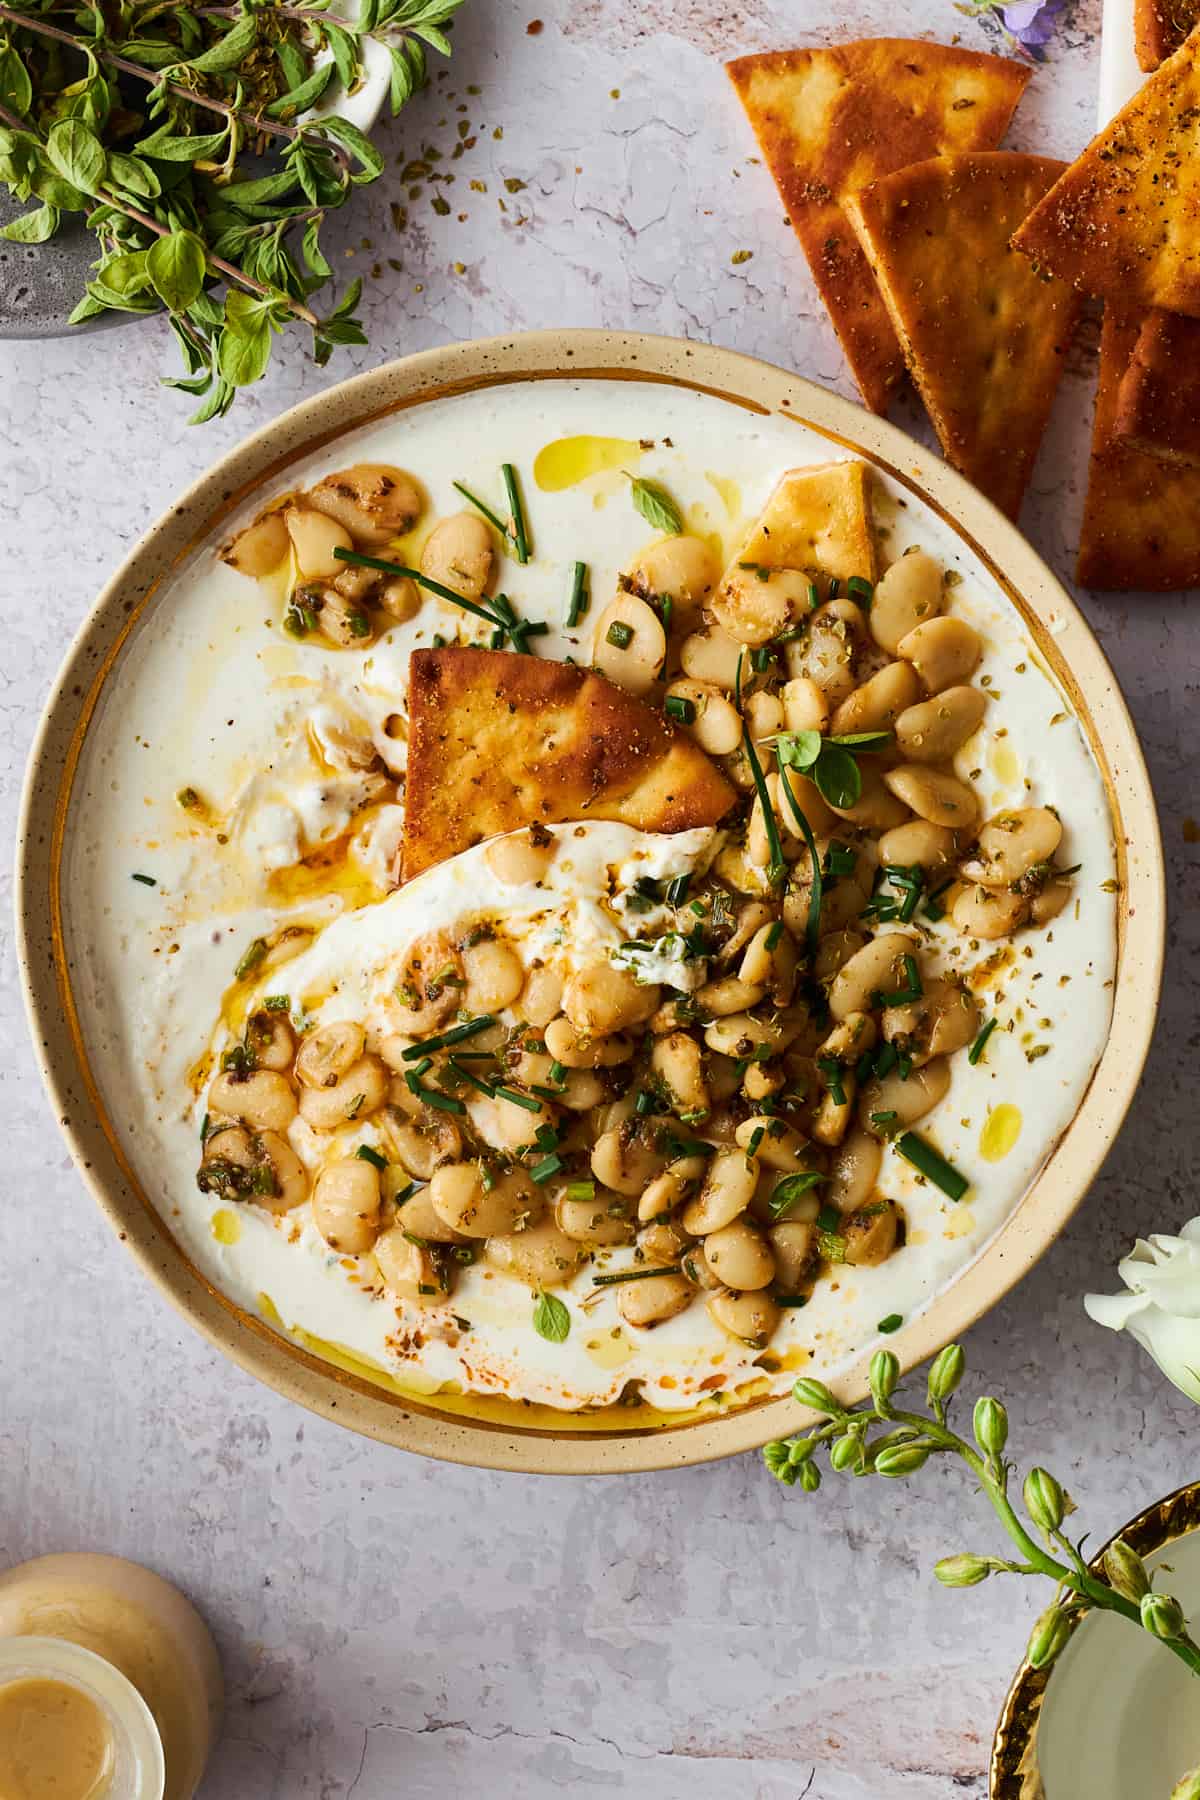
[16,330,1165,1474]
[992,1480,1200,1798]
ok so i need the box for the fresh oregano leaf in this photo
[45,118,107,195]
[146,228,207,313]
[813,743,861,811]
[532,1290,571,1344]
[176,13,260,74]
[768,1171,828,1221]
[265,61,335,119]
[136,126,229,162]
[776,730,822,772]
[106,151,161,198]
[628,475,683,536]
[0,202,59,243]
[317,116,385,182]
[322,22,360,91]
[0,45,33,118]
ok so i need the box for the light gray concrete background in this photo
[2,2,1196,1794]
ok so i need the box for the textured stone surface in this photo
[1,3,1196,1795]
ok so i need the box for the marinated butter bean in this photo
[877,820,958,873]
[894,686,986,763]
[842,1198,900,1267]
[308,464,422,547]
[245,1009,295,1072]
[744,689,784,743]
[486,1219,583,1288]
[680,624,746,690]
[870,550,943,653]
[628,535,719,630]
[297,1054,387,1129]
[824,766,911,831]
[784,602,862,706]
[390,1184,467,1244]
[827,933,917,1020]
[373,1228,450,1303]
[734,1115,810,1173]
[285,506,353,580]
[706,1288,780,1346]
[681,1147,756,1234]
[768,1219,818,1290]
[563,961,660,1036]
[593,593,666,696]
[618,1271,694,1327]
[651,1032,709,1118]
[813,929,866,983]
[831,661,921,736]
[519,963,563,1027]
[696,974,766,1017]
[385,1112,462,1178]
[860,1058,951,1134]
[951,882,1029,940]
[738,921,797,1003]
[818,1010,876,1063]
[378,576,420,623]
[316,588,376,649]
[827,1127,882,1215]
[557,1191,636,1245]
[1031,880,1072,925]
[781,675,830,735]
[961,807,1063,888]
[558,1070,609,1111]
[463,937,525,1013]
[484,829,557,887]
[313,1158,382,1254]
[883,765,978,829]
[210,1069,297,1134]
[420,511,494,601]
[641,1220,692,1265]
[223,511,290,578]
[591,1124,670,1195]
[702,1219,775,1290]
[544,1015,635,1068]
[296,1022,366,1089]
[711,565,814,646]
[665,679,743,755]
[431,1162,541,1237]
[897,616,982,693]
[811,1072,856,1147]
[703,1012,786,1058]
[883,978,980,1062]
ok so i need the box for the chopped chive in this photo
[777,764,822,953]
[591,1264,681,1289]
[235,937,268,980]
[131,872,156,886]
[634,1089,662,1116]
[870,1110,899,1128]
[452,479,510,539]
[734,646,746,711]
[355,1145,388,1170]
[391,1181,419,1207]
[896,1131,968,1201]
[607,620,634,650]
[776,1294,810,1308]
[547,1059,567,1085]
[815,1204,841,1233]
[200,1112,210,1142]
[502,463,530,563]
[817,1057,846,1106]
[873,1042,899,1081]
[880,954,923,1008]
[447,1056,496,1097]
[413,1085,466,1116]
[969,1018,998,1066]
[665,694,695,724]
[530,1152,565,1184]
[827,577,841,601]
[924,877,955,922]
[332,546,543,647]
[494,1085,543,1113]
[262,994,290,1012]
[666,873,690,907]
[401,1016,496,1061]
[847,576,874,609]
[566,1179,596,1201]
[743,725,786,889]
[764,921,783,951]
[806,580,820,610]
[826,842,857,878]
[566,560,589,628]
[877,1313,903,1333]
[405,1057,434,1083]
[751,645,773,672]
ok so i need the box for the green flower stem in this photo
[878,1404,1200,1680]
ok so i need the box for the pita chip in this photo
[1077,307,1200,591]
[1013,30,1200,318]
[401,648,737,879]
[1135,0,1200,70]
[845,153,1083,519]
[1112,307,1200,466]
[726,40,1031,413]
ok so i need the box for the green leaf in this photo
[813,743,861,811]
[275,35,308,90]
[178,13,260,74]
[317,116,384,183]
[217,290,276,387]
[68,292,108,325]
[628,476,683,536]
[119,38,184,70]
[532,1291,570,1344]
[45,118,107,195]
[768,1170,827,1221]
[220,168,301,207]
[776,730,822,772]
[265,61,335,119]
[28,160,87,210]
[387,43,417,111]
[0,202,59,243]
[106,152,161,199]
[322,21,360,91]
[147,228,208,313]
[300,217,331,280]
[137,125,229,162]
[190,377,236,426]
[412,21,453,55]
[0,45,33,117]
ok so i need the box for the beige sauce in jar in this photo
[0,1676,115,1799]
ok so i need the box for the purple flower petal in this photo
[999,0,1065,45]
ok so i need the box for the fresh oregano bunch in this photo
[765,1345,1200,1793]
[0,0,463,419]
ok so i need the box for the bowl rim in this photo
[990,1476,1200,1798]
[15,327,1166,1475]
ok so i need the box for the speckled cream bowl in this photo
[991,1480,1200,1798]
[16,331,1164,1474]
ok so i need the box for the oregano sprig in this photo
[0,0,465,419]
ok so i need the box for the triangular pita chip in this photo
[1136,0,1200,69]
[844,153,1083,519]
[1112,307,1200,466]
[711,461,876,641]
[1077,307,1200,591]
[727,41,1031,413]
[1013,30,1200,317]
[402,649,737,879]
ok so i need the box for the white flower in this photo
[1084,1219,1200,1404]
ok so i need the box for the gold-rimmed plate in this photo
[16,330,1165,1473]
